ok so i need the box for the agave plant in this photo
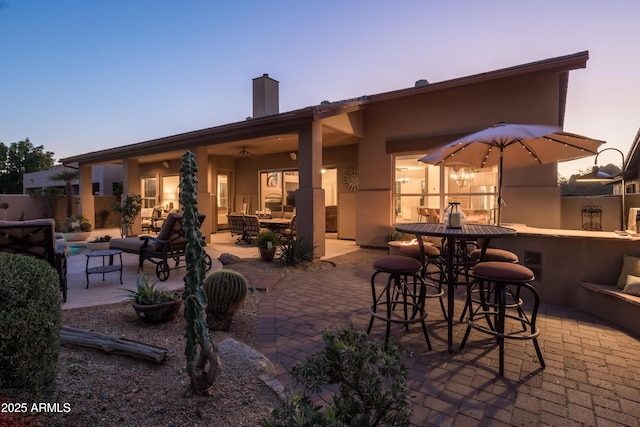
[121,271,178,305]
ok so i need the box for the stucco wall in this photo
[498,231,640,306]
[357,73,564,247]
[561,196,623,231]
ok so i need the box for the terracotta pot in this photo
[132,298,182,324]
[258,247,276,262]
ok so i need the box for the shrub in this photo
[261,324,412,426]
[278,236,315,266]
[59,215,92,232]
[0,253,62,397]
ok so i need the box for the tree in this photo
[49,169,80,218]
[559,163,620,196]
[0,139,55,194]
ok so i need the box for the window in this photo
[259,168,337,213]
[161,175,179,211]
[394,154,498,224]
[140,177,157,208]
[217,174,228,209]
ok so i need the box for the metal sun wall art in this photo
[344,166,359,191]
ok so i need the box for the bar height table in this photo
[394,222,517,353]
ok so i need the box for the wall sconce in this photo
[289,152,297,160]
[163,161,170,168]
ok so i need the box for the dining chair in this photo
[243,215,265,242]
[227,213,248,244]
[278,215,296,241]
[417,207,429,222]
[427,208,440,223]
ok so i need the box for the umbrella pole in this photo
[497,149,504,226]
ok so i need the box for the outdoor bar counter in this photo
[495,223,640,306]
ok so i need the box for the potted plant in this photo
[60,215,93,241]
[113,194,142,237]
[255,230,279,262]
[121,271,182,324]
[86,235,112,251]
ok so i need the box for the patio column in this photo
[192,146,212,243]
[297,121,325,257]
[77,164,94,228]
[122,158,141,235]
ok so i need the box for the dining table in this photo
[259,217,292,232]
[394,222,517,353]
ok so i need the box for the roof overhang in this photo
[61,51,589,167]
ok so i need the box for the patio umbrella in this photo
[419,122,605,225]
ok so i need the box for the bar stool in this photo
[367,255,432,350]
[459,248,521,322]
[460,261,545,376]
[399,242,447,319]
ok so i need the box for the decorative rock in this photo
[219,253,241,265]
[218,338,275,376]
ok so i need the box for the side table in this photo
[85,249,123,288]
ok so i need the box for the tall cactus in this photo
[202,270,248,331]
[180,150,219,395]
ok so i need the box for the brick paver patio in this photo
[256,248,640,426]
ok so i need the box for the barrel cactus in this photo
[203,270,248,331]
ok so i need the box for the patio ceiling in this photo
[63,107,363,167]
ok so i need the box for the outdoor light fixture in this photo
[289,152,297,160]
[162,161,170,168]
[576,147,625,230]
[450,167,474,187]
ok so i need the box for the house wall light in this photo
[289,152,297,160]
[162,161,170,168]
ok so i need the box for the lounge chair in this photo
[0,218,68,302]
[109,212,212,281]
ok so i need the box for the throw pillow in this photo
[616,255,640,289]
[623,274,640,297]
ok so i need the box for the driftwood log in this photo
[61,326,171,363]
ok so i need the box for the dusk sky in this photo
[2,1,639,176]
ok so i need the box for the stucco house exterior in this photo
[61,51,590,257]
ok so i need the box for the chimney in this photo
[252,73,279,118]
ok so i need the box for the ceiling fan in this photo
[235,146,257,158]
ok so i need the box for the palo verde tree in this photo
[180,150,219,395]
[0,139,55,194]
